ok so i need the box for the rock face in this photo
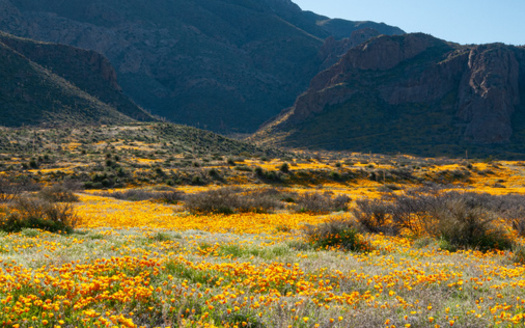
[0,31,151,127]
[0,0,403,133]
[458,45,520,143]
[254,33,525,157]
[318,28,383,70]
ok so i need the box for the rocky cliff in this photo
[0,0,403,133]
[254,33,525,158]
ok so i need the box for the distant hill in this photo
[0,32,152,127]
[0,0,403,133]
[301,11,404,40]
[253,33,525,158]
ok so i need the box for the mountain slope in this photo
[0,32,151,127]
[0,0,403,133]
[0,32,152,122]
[254,33,525,158]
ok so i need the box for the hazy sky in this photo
[292,0,525,46]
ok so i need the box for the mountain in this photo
[301,11,404,40]
[0,31,152,127]
[0,0,403,133]
[253,33,525,158]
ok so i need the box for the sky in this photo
[292,0,525,46]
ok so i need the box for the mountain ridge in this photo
[0,0,403,133]
[253,33,525,158]
[0,31,152,127]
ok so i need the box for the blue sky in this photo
[293,0,525,45]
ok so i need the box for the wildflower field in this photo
[1,125,525,327]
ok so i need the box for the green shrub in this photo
[279,163,290,173]
[329,171,341,181]
[437,238,458,252]
[254,167,283,183]
[191,176,203,185]
[21,228,41,238]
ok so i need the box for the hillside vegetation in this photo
[1,124,525,327]
[0,32,152,127]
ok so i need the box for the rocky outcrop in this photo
[319,28,382,70]
[0,0,403,133]
[254,33,525,156]
[458,45,520,143]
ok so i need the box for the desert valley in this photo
[1,1,525,327]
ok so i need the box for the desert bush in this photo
[184,188,283,214]
[295,193,350,213]
[0,177,20,203]
[0,197,78,233]
[38,184,79,202]
[245,189,285,213]
[511,245,525,265]
[0,176,40,203]
[184,188,237,214]
[104,189,159,201]
[491,194,525,237]
[512,219,525,237]
[353,191,515,251]
[100,189,185,204]
[303,219,368,252]
[430,197,512,251]
[352,199,399,235]
[156,191,185,204]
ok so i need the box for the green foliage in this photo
[215,311,264,328]
[150,232,172,242]
[20,228,41,238]
[279,163,290,173]
[165,261,220,287]
[437,238,458,252]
